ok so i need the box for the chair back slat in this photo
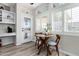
[35,33,42,40]
[55,34,61,45]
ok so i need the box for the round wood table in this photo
[35,34,53,55]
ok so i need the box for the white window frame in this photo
[52,4,79,36]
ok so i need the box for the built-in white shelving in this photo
[0,10,15,24]
[0,33,16,37]
[0,9,16,46]
[0,22,15,24]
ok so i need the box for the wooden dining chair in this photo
[47,34,61,56]
[35,33,42,49]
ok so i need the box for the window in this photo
[41,16,48,31]
[64,6,79,32]
[36,18,41,32]
[52,11,63,32]
[36,16,48,32]
[64,9,72,32]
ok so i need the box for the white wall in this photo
[10,5,16,13]
[60,35,79,55]
[31,9,36,42]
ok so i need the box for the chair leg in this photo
[35,40,39,49]
[47,45,49,56]
[37,46,42,55]
[55,45,59,56]
[35,42,36,47]
[38,42,40,49]
[47,45,51,56]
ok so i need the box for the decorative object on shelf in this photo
[0,6,4,10]
[0,39,2,47]
[7,26,13,33]
[7,15,10,19]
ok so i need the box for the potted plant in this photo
[44,23,52,33]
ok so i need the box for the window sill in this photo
[63,32,79,36]
[52,31,79,36]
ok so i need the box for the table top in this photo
[35,34,53,37]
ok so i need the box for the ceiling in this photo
[2,3,41,10]
[2,3,67,10]
[5,3,41,8]
[20,3,42,10]
[2,3,16,7]
[24,3,41,8]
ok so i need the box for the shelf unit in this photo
[0,32,16,37]
[0,22,15,24]
[0,10,15,24]
[0,9,16,46]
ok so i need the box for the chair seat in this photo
[48,41,56,46]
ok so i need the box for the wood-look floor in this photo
[0,42,66,56]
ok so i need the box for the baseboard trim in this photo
[59,49,77,56]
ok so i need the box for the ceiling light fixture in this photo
[30,3,34,5]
